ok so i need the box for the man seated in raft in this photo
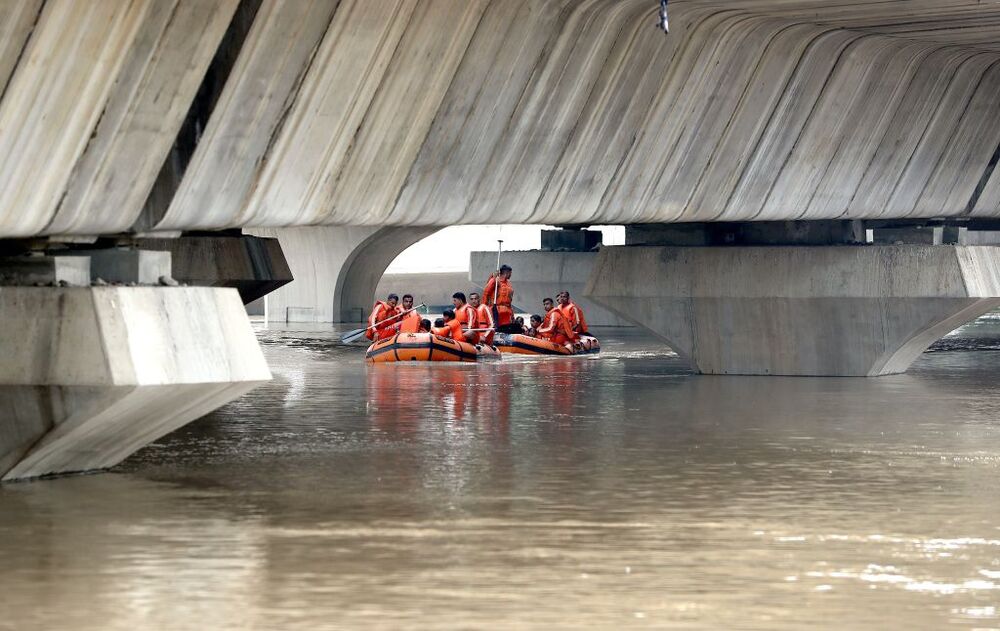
[452,292,480,343]
[537,297,577,347]
[468,292,496,345]
[525,314,542,337]
[432,310,465,342]
[366,293,400,341]
[515,316,527,334]
[556,291,589,336]
[391,294,422,334]
[419,319,432,333]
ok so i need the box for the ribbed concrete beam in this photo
[0,0,236,238]
[1,1,1000,236]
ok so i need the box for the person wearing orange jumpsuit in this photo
[483,265,516,332]
[452,292,480,343]
[365,293,399,341]
[392,294,422,334]
[556,291,589,336]
[469,292,496,345]
[537,297,577,347]
[431,310,465,341]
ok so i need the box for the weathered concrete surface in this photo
[0,255,90,287]
[248,226,437,322]
[87,248,171,285]
[376,273,469,311]
[587,246,1000,376]
[138,235,292,304]
[147,1,1000,230]
[3,1,1000,238]
[0,286,269,480]
[471,251,631,327]
[0,0,236,238]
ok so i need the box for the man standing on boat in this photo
[537,297,577,347]
[468,292,496,345]
[452,292,480,343]
[484,265,518,333]
[557,291,589,336]
[366,293,400,341]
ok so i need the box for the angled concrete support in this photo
[138,234,292,304]
[0,286,270,481]
[586,245,1000,376]
[247,226,437,323]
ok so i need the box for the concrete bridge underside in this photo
[1,0,1000,237]
[4,0,1000,480]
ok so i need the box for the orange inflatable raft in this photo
[493,333,600,356]
[366,333,501,363]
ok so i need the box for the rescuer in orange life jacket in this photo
[431,310,465,341]
[483,265,519,333]
[537,297,577,347]
[452,292,480,343]
[391,293,422,334]
[556,291,589,336]
[366,293,399,341]
[468,292,496,345]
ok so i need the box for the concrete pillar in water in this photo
[247,226,437,323]
[586,245,1000,376]
[469,250,632,327]
[0,252,270,481]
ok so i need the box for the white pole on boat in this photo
[493,237,503,330]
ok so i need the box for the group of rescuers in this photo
[365,265,589,349]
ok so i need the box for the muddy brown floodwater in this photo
[2,322,1000,629]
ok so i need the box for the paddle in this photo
[341,303,425,344]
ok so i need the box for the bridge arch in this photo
[247,225,439,323]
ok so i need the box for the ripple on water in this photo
[1,324,1000,629]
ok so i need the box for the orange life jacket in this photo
[558,301,588,334]
[475,304,495,345]
[432,319,464,341]
[397,310,421,333]
[538,308,575,344]
[475,304,495,329]
[366,301,395,340]
[484,275,513,306]
[455,303,477,329]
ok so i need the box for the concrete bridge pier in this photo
[586,242,1000,376]
[248,226,437,323]
[0,250,270,481]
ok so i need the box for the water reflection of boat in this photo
[494,333,600,357]
[366,333,501,363]
[366,360,513,429]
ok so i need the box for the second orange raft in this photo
[493,333,601,356]
[366,333,501,363]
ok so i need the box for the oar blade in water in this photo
[340,328,368,344]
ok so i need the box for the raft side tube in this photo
[494,333,600,356]
[366,333,500,363]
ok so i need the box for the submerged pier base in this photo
[0,285,270,481]
[586,245,1000,376]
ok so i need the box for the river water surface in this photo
[1,323,1000,629]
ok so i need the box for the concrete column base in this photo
[586,245,1000,376]
[0,286,270,481]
